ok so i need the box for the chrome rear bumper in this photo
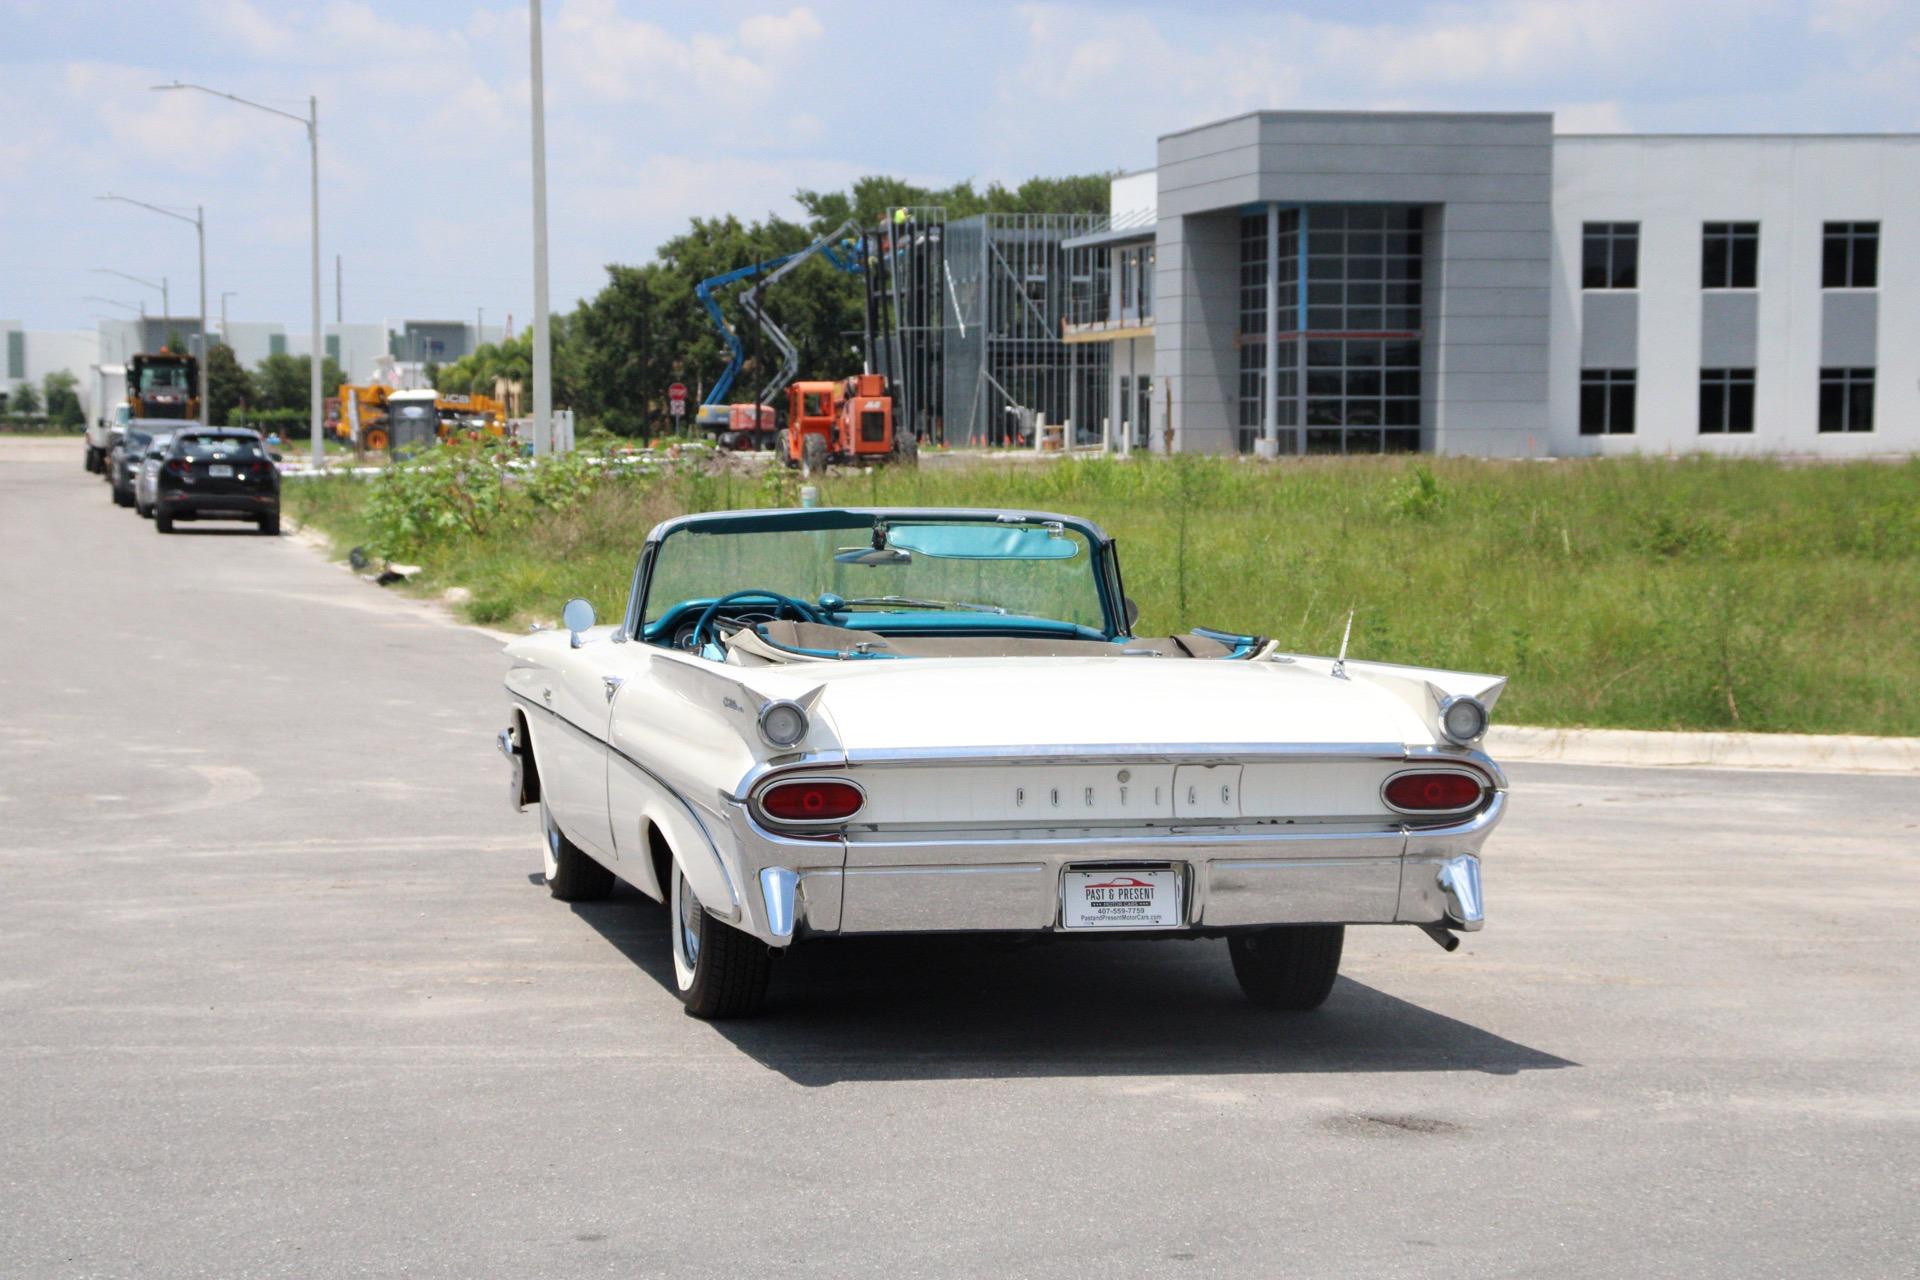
[717,792,1503,945]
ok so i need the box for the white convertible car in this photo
[499,506,1506,1018]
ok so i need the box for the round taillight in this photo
[758,779,863,823]
[1383,771,1485,813]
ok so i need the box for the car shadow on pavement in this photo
[568,887,1576,1087]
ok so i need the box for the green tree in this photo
[9,381,41,416]
[251,353,346,414]
[42,370,85,427]
[204,343,250,425]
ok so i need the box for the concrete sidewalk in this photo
[1491,724,1920,775]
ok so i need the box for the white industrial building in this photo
[5,317,505,420]
[1068,111,1918,457]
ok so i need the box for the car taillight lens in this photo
[758,780,863,823]
[164,458,189,478]
[1384,771,1485,813]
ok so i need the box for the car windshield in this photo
[180,436,263,459]
[644,516,1110,632]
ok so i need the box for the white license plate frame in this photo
[1060,864,1186,930]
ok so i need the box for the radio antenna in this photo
[1332,608,1355,680]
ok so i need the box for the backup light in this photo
[1383,771,1485,813]
[757,700,809,748]
[1439,695,1489,745]
[758,779,863,823]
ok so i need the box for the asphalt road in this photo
[3,446,1917,1279]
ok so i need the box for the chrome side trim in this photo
[507,688,742,916]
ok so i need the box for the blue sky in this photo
[3,0,1917,334]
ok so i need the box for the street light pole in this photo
[528,0,553,455]
[153,82,321,469]
[221,291,237,344]
[97,194,209,429]
[92,269,168,323]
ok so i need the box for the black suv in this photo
[154,429,282,536]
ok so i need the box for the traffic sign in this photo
[668,383,687,418]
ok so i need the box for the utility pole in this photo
[528,0,553,455]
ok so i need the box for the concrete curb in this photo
[1489,725,1920,775]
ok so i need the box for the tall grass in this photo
[285,454,1920,735]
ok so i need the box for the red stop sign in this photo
[667,383,687,404]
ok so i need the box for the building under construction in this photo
[867,209,1111,448]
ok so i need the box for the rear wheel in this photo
[539,795,613,902]
[801,432,826,476]
[364,427,389,452]
[893,430,919,466]
[669,864,772,1019]
[258,513,280,536]
[154,507,174,533]
[113,483,132,507]
[1229,924,1345,1010]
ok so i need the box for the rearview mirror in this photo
[562,598,596,648]
[1124,597,1140,629]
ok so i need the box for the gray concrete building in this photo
[1067,109,1918,457]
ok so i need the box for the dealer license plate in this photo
[1060,867,1184,929]
[208,464,233,477]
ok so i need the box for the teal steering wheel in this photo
[691,589,823,651]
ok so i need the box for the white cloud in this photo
[204,0,295,57]
[550,0,824,109]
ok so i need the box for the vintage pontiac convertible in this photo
[499,506,1506,1018]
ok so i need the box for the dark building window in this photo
[1582,222,1639,289]
[1699,368,1756,434]
[1822,223,1879,288]
[1818,367,1875,432]
[1579,369,1637,435]
[1304,205,1423,332]
[1702,223,1759,289]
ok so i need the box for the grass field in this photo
[284,452,1920,736]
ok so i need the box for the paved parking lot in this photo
[3,452,1916,1278]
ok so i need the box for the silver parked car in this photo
[132,432,175,518]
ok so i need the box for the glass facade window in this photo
[1237,205,1418,454]
[1699,368,1755,434]
[1822,223,1879,288]
[1702,223,1759,289]
[1116,244,1154,322]
[1582,222,1639,289]
[1579,369,1636,435]
[1818,367,1875,432]
[1304,205,1423,331]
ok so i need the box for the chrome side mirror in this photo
[562,598,596,648]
